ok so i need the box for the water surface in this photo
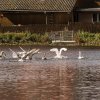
[0,46,100,100]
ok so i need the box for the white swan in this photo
[18,49,40,62]
[9,46,30,59]
[17,46,27,59]
[9,48,18,58]
[50,48,67,59]
[9,47,40,61]
[42,53,47,60]
[78,51,84,59]
[18,46,38,60]
[0,51,6,59]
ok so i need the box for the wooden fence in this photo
[68,22,100,33]
[0,23,100,33]
[0,24,67,33]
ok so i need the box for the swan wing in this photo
[19,46,26,52]
[21,49,39,59]
[50,48,59,55]
[9,48,18,58]
[28,49,40,59]
[50,48,58,51]
[17,47,26,58]
[50,48,59,56]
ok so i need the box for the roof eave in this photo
[76,8,100,12]
[0,9,71,13]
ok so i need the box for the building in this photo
[0,0,77,26]
[0,0,99,32]
[74,0,100,23]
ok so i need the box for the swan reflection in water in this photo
[50,48,68,59]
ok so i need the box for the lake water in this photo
[0,46,100,100]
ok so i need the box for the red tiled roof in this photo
[0,0,77,12]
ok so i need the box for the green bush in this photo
[0,32,51,45]
[76,31,100,46]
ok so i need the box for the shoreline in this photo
[0,43,100,49]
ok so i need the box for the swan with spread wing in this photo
[50,48,67,59]
[18,49,40,62]
[9,47,40,61]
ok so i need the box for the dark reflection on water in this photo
[0,46,100,100]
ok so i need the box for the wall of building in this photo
[78,12,92,22]
[53,12,69,24]
[3,12,46,25]
[1,12,70,26]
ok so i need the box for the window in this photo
[92,13,100,22]
[74,13,79,22]
[48,13,54,24]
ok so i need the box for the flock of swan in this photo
[50,48,84,59]
[0,46,84,62]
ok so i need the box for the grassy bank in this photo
[75,31,100,46]
[0,31,100,46]
[0,32,52,45]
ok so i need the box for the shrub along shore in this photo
[76,31,100,46]
[0,32,52,45]
[0,31,100,46]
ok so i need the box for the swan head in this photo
[60,48,67,51]
[0,51,5,54]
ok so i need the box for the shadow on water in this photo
[0,46,100,100]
